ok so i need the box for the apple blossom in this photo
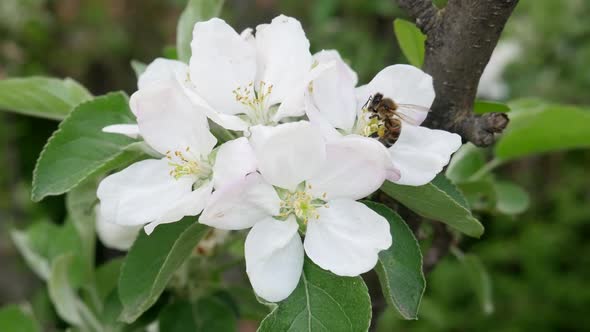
[200,121,392,302]
[179,15,330,131]
[307,50,462,186]
[97,60,257,234]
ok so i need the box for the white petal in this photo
[97,158,194,227]
[182,86,251,131]
[95,204,141,251]
[200,173,280,230]
[102,124,140,139]
[190,18,256,116]
[304,199,392,276]
[305,93,344,141]
[130,80,216,157]
[212,137,257,189]
[249,122,326,190]
[272,61,334,122]
[144,181,213,235]
[389,124,462,186]
[309,50,357,132]
[138,58,188,90]
[245,216,304,302]
[255,15,312,106]
[356,65,434,126]
[308,135,388,200]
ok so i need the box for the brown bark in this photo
[397,0,518,146]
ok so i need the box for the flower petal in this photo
[97,158,194,227]
[356,65,434,126]
[130,80,216,156]
[272,60,334,122]
[245,216,304,302]
[388,124,462,185]
[190,18,256,116]
[308,135,388,200]
[255,15,312,106]
[212,137,257,189]
[95,204,141,251]
[144,181,213,235]
[309,50,357,132]
[102,124,140,139]
[137,58,188,90]
[200,173,280,230]
[304,199,392,276]
[249,121,326,190]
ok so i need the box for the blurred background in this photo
[1,0,589,331]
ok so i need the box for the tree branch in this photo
[398,0,518,146]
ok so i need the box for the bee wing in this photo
[395,104,431,126]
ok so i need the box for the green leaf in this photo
[393,19,426,67]
[118,218,208,323]
[0,305,41,332]
[258,259,372,332]
[96,258,124,302]
[381,175,484,237]
[364,202,425,320]
[66,178,99,265]
[131,60,147,79]
[458,179,497,212]
[48,254,103,331]
[159,297,237,332]
[32,92,144,201]
[11,220,90,286]
[0,77,91,120]
[457,253,494,315]
[473,100,510,114]
[496,103,590,160]
[493,180,530,215]
[176,0,225,62]
[446,143,487,184]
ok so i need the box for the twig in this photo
[397,0,519,146]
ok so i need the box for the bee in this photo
[365,93,430,147]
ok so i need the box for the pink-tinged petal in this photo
[389,124,462,186]
[97,158,194,227]
[130,81,216,157]
[212,137,257,189]
[190,18,256,116]
[308,135,388,200]
[304,199,392,276]
[356,65,434,126]
[245,216,304,302]
[200,173,280,230]
[249,122,326,190]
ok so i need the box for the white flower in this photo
[307,50,462,186]
[98,59,257,234]
[477,40,521,100]
[200,121,392,302]
[180,15,329,131]
[95,204,141,251]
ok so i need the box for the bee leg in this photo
[369,132,379,138]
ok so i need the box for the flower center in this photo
[232,81,274,125]
[356,107,386,139]
[278,184,327,231]
[166,147,212,182]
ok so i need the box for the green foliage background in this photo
[1,0,589,331]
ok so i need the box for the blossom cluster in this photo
[96,15,461,302]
